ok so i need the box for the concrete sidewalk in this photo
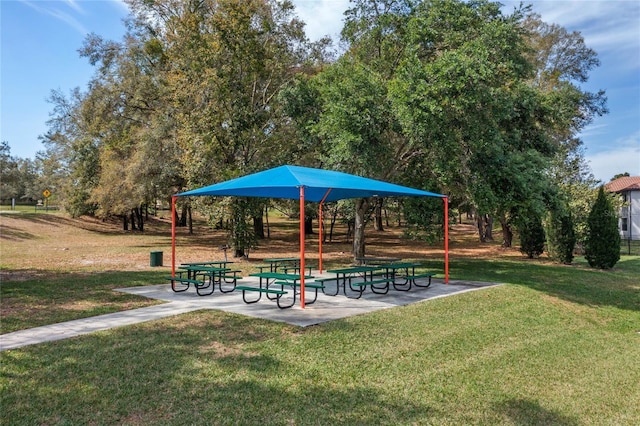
[1,276,499,351]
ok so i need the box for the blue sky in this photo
[1,0,638,183]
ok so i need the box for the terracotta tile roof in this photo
[606,176,640,192]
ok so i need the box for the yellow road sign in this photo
[42,189,51,198]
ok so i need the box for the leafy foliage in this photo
[32,0,607,259]
[584,186,620,269]
[517,213,546,258]
[545,206,576,264]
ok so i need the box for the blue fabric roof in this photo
[177,165,444,202]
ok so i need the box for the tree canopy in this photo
[27,0,608,258]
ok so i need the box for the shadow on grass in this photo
[439,257,640,313]
[0,224,38,241]
[1,312,437,424]
[496,398,578,425]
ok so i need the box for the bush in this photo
[518,214,546,259]
[584,186,620,269]
[546,207,576,264]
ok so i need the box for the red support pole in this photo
[444,196,449,284]
[299,186,306,308]
[171,195,177,278]
[317,189,332,274]
[318,203,323,273]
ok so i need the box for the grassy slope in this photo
[1,213,639,424]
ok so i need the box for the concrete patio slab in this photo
[0,274,499,351]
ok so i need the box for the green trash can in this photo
[150,251,163,267]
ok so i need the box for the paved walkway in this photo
[0,276,499,351]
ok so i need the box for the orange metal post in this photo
[318,203,323,273]
[299,186,306,308]
[317,189,332,273]
[171,195,177,278]
[444,196,449,284]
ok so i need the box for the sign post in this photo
[42,189,51,211]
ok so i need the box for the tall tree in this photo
[584,186,620,269]
[390,0,556,246]
[124,0,315,247]
[523,14,608,249]
[0,142,20,200]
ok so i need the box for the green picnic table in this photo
[323,266,392,298]
[167,264,241,296]
[238,271,317,308]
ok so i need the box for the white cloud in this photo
[64,0,84,14]
[111,0,130,14]
[503,1,640,71]
[21,0,88,34]
[586,130,640,181]
[292,0,350,42]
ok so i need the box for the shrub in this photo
[584,186,620,269]
[546,207,576,264]
[518,213,546,259]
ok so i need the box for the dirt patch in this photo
[0,212,531,275]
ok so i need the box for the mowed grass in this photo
[0,271,166,333]
[1,213,639,424]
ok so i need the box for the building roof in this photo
[606,176,640,192]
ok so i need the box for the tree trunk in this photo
[187,207,193,235]
[476,214,493,242]
[353,198,370,260]
[477,215,486,242]
[130,210,137,230]
[265,206,270,238]
[329,209,338,242]
[123,214,129,231]
[499,214,513,248]
[135,206,144,232]
[373,197,384,231]
[304,216,313,235]
[179,205,188,227]
[485,215,493,241]
[253,215,265,239]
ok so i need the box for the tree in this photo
[390,0,557,247]
[517,212,546,259]
[0,142,20,201]
[131,0,314,247]
[546,205,576,264]
[523,13,607,251]
[584,186,620,269]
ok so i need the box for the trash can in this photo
[150,251,163,267]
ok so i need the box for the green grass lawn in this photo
[0,271,166,334]
[1,257,639,424]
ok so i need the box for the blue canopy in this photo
[177,165,445,202]
[172,165,449,308]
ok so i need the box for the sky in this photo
[1,0,639,183]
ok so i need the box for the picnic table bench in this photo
[262,257,301,273]
[168,264,242,296]
[238,271,315,308]
[355,257,401,266]
[378,262,434,290]
[324,266,392,298]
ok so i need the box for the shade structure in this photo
[178,165,444,201]
[173,165,449,308]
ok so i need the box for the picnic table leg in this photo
[240,288,263,304]
[392,267,412,291]
[345,276,367,299]
[219,273,237,293]
[321,278,339,296]
[195,272,214,296]
[276,288,296,309]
